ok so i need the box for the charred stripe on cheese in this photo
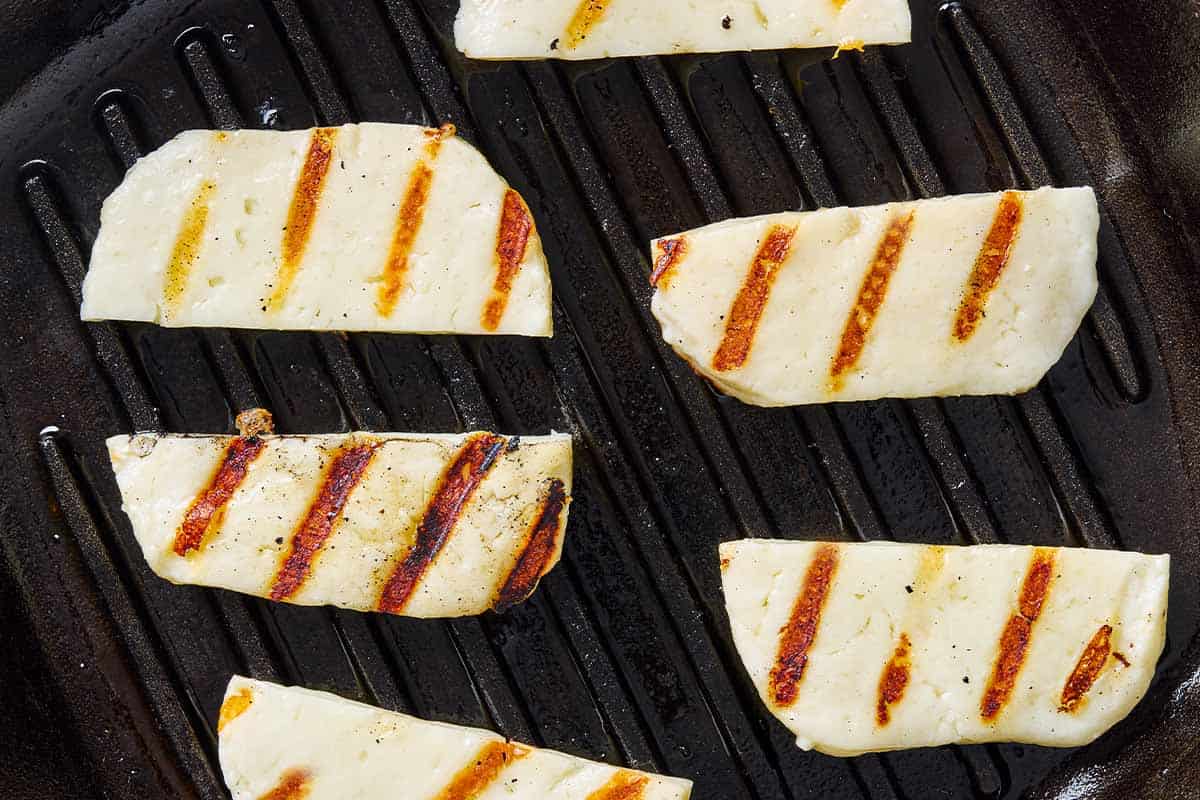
[587,771,650,800]
[481,189,534,331]
[953,191,1024,342]
[269,442,380,601]
[981,548,1056,721]
[1059,624,1115,713]
[268,127,339,310]
[377,434,508,613]
[376,124,454,317]
[712,224,798,372]
[650,237,687,289]
[257,768,312,800]
[434,741,528,800]
[218,687,254,733]
[494,478,569,612]
[564,0,612,49]
[770,543,839,707]
[876,633,913,726]
[173,436,266,556]
[830,212,915,390]
[162,180,217,318]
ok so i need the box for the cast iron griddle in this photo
[1,1,1198,798]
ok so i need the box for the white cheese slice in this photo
[650,187,1099,406]
[108,431,572,618]
[721,539,1169,756]
[81,123,552,335]
[454,0,911,60]
[218,676,693,799]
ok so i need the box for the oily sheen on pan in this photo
[454,0,911,60]
[721,539,1169,756]
[218,676,693,799]
[108,429,572,618]
[81,123,552,335]
[650,187,1099,405]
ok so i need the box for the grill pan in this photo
[2,1,1199,798]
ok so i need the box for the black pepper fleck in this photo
[722,15,732,29]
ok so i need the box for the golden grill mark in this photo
[770,543,839,707]
[269,442,380,601]
[217,688,254,733]
[434,741,528,800]
[711,224,798,372]
[268,127,339,310]
[173,436,267,556]
[829,212,916,391]
[1059,624,1114,713]
[376,124,455,317]
[564,0,612,49]
[587,771,650,800]
[494,478,569,612]
[377,434,507,614]
[650,237,687,289]
[952,191,1024,342]
[876,633,912,726]
[257,768,312,800]
[163,180,217,318]
[481,189,535,331]
[980,549,1056,721]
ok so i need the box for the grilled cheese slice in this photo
[720,539,1169,756]
[454,0,911,60]
[650,187,1099,406]
[219,676,693,799]
[81,123,552,335]
[108,431,572,617]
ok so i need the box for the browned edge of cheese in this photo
[481,189,535,331]
[434,741,528,800]
[268,127,339,310]
[493,478,569,613]
[650,236,687,289]
[217,687,254,733]
[564,0,612,49]
[876,633,912,726]
[829,211,916,391]
[376,124,455,317]
[980,548,1056,721]
[952,191,1024,342]
[162,179,217,319]
[376,434,507,614]
[711,224,798,373]
[257,768,313,800]
[173,436,267,556]
[769,543,840,707]
[236,407,275,437]
[269,441,381,601]
[587,771,650,800]
[1059,624,1115,713]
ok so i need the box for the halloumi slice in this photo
[650,187,1099,406]
[108,430,572,617]
[219,676,693,799]
[454,0,911,60]
[720,539,1169,756]
[81,123,552,335]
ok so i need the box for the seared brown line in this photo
[481,189,535,331]
[173,436,267,556]
[952,191,1024,342]
[829,212,916,390]
[980,548,1056,721]
[1059,624,1114,713]
[163,180,217,318]
[493,478,569,613]
[586,771,650,800]
[876,633,912,726]
[433,741,528,800]
[564,0,612,49]
[256,768,313,800]
[268,127,339,310]
[376,434,507,614]
[649,236,687,289]
[268,442,380,601]
[711,224,798,373]
[217,687,254,733]
[769,543,840,707]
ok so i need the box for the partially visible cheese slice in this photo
[108,431,572,618]
[721,539,1169,756]
[81,123,552,335]
[219,676,694,799]
[454,0,911,60]
[650,187,1099,406]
